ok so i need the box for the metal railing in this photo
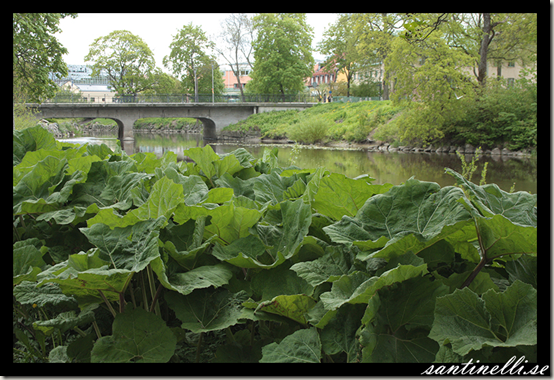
[333,96,382,102]
[44,93,319,104]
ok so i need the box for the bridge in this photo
[26,102,314,140]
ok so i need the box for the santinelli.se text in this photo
[422,356,549,376]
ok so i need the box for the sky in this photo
[55,13,339,73]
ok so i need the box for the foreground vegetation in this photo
[13,126,537,365]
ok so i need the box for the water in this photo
[58,133,538,194]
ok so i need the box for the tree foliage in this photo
[248,13,314,99]
[317,14,363,97]
[163,23,224,96]
[13,13,77,103]
[84,30,156,96]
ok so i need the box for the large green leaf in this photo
[320,303,365,361]
[183,145,219,182]
[91,306,176,363]
[160,217,213,270]
[36,249,134,308]
[260,327,322,363]
[13,281,77,309]
[255,198,312,260]
[476,214,537,260]
[312,172,392,221]
[13,125,57,165]
[212,234,286,269]
[153,262,234,296]
[204,200,263,245]
[255,294,316,325]
[429,280,537,356]
[79,217,165,272]
[290,245,359,287]
[13,156,68,213]
[13,239,46,285]
[446,168,537,227]
[359,276,449,363]
[34,307,95,334]
[124,175,184,225]
[165,288,249,333]
[323,179,473,260]
[319,263,429,311]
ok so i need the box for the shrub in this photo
[287,116,331,144]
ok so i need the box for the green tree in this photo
[142,69,183,95]
[248,13,314,100]
[353,13,405,100]
[386,32,475,143]
[13,13,77,103]
[318,14,362,97]
[163,23,219,99]
[411,13,537,87]
[13,13,77,130]
[84,30,156,96]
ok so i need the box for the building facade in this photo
[221,63,252,93]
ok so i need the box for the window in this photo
[508,61,515,67]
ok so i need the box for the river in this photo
[58,133,538,194]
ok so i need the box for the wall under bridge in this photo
[27,102,314,140]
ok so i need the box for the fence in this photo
[44,93,318,104]
[333,96,382,103]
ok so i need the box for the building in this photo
[51,64,115,102]
[221,63,252,93]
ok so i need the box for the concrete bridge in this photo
[26,102,314,140]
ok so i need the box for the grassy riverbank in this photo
[223,86,537,152]
[223,101,405,144]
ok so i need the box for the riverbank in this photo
[221,100,536,157]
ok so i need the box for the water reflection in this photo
[58,133,537,194]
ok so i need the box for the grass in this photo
[222,100,405,144]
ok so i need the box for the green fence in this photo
[333,96,382,103]
[45,93,318,104]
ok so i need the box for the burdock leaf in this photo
[260,327,322,363]
[165,288,249,333]
[429,280,537,356]
[312,172,392,221]
[91,306,176,363]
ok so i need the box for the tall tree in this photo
[248,13,314,100]
[163,23,218,99]
[216,13,255,101]
[85,30,156,96]
[13,13,77,103]
[353,13,404,100]
[317,14,362,97]
[386,32,475,143]
[413,13,537,87]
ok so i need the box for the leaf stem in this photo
[149,284,163,313]
[460,256,489,289]
[98,290,117,318]
[92,320,102,339]
[195,332,204,363]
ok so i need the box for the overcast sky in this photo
[55,13,339,73]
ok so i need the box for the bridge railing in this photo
[43,93,318,104]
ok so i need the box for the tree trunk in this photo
[476,14,491,86]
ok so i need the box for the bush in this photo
[451,75,537,150]
[287,116,331,144]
